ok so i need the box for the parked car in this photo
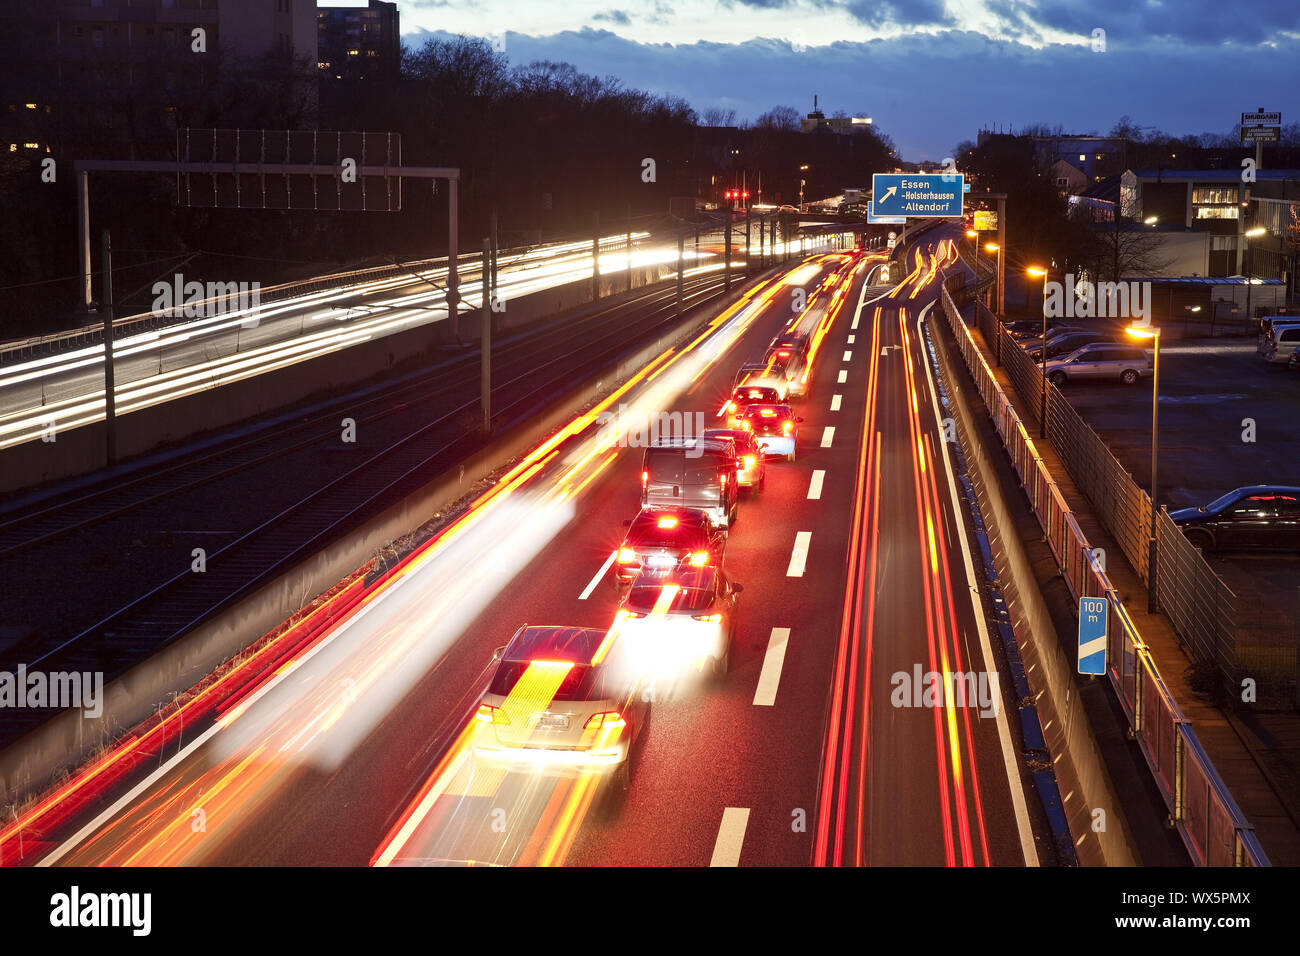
[1006,318,1074,341]
[1026,331,1119,362]
[1045,343,1152,386]
[1019,324,1083,351]
[1169,486,1300,553]
[1288,345,1300,371]
[1257,323,1300,364]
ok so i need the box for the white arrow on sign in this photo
[880,186,898,203]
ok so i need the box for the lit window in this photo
[1078,154,1085,161]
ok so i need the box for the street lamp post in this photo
[1028,266,1049,438]
[1127,325,1161,612]
[798,164,809,212]
[1244,226,1265,325]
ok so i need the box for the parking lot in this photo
[1059,335,1300,642]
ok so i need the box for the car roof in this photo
[1224,485,1300,497]
[742,403,793,416]
[503,625,608,663]
[648,437,732,452]
[702,428,750,441]
[632,507,711,527]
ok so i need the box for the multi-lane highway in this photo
[15,238,1049,867]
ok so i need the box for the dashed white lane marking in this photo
[786,531,812,577]
[807,470,825,500]
[753,627,792,706]
[830,394,842,412]
[847,334,856,344]
[837,369,848,383]
[710,808,751,867]
[842,350,853,361]
[820,426,835,448]
[580,550,619,600]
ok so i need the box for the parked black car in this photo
[1168,486,1300,553]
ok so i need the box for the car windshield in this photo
[489,660,603,701]
[1203,490,1242,513]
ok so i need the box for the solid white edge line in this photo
[915,299,1040,867]
[807,469,825,500]
[820,426,835,448]
[710,807,751,866]
[786,531,811,577]
[830,394,842,411]
[580,550,619,600]
[753,627,792,706]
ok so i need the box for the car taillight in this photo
[688,551,709,567]
[727,402,736,412]
[744,455,755,469]
[720,471,728,488]
[618,548,637,563]
[782,420,794,435]
[657,516,678,529]
[692,613,723,623]
[741,420,752,431]
[616,608,645,621]
[584,711,627,729]
[641,470,648,485]
[476,704,509,725]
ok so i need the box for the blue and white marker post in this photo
[1078,596,1108,676]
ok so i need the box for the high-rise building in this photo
[317,0,400,81]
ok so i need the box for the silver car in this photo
[473,625,648,789]
[1045,343,1152,386]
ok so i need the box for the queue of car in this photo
[471,326,814,794]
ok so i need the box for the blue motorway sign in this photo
[1078,596,1108,675]
[866,201,906,224]
[871,173,965,218]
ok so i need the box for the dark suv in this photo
[615,508,727,586]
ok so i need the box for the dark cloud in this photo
[593,10,632,26]
[992,0,1300,45]
[845,0,954,28]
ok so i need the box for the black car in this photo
[615,507,726,586]
[1168,486,1300,553]
[1026,331,1119,362]
[1005,318,1075,341]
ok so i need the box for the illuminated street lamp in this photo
[1027,266,1049,437]
[1126,325,1161,612]
[985,241,1003,317]
[1244,225,1266,323]
[798,164,809,212]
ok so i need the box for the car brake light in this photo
[476,704,509,725]
[656,516,678,529]
[743,455,755,469]
[692,613,723,623]
[741,420,751,431]
[584,711,627,730]
[720,472,728,488]
[727,402,736,412]
[616,608,645,621]
[642,470,648,484]
[618,548,637,563]
[688,551,709,566]
[783,420,794,435]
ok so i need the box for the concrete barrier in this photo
[0,267,771,809]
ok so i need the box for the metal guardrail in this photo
[936,280,1268,867]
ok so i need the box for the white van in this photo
[1258,321,1300,364]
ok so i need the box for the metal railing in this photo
[936,281,1268,867]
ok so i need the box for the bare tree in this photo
[702,107,737,127]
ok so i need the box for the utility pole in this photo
[676,232,684,319]
[101,228,117,466]
[592,210,600,302]
[724,214,732,292]
[489,209,499,301]
[481,238,491,436]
